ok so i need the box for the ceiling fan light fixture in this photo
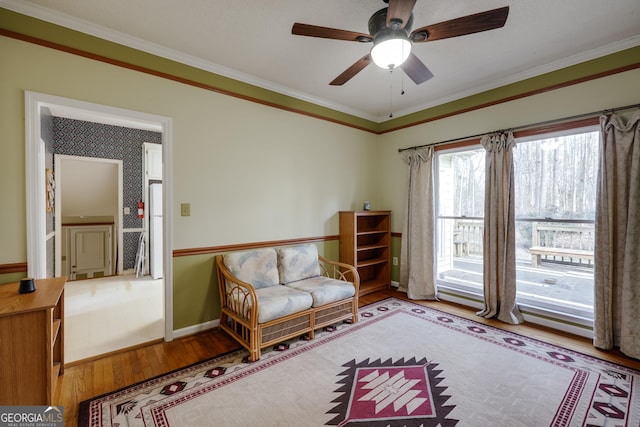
[371,36,411,69]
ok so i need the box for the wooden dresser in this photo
[0,277,65,405]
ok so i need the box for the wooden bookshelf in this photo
[0,277,65,405]
[339,211,391,296]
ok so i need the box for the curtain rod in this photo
[397,101,640,153]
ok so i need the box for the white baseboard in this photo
[173,318,219,339]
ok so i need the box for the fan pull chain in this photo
[389,69,394,118]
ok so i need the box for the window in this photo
[436,147,485,296]
[513,128,598,320]
[435,125,599,325]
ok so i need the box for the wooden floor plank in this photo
[57,290,640,426]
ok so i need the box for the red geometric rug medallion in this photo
[326,357,456,426]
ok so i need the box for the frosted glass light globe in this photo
[371,37,411,69]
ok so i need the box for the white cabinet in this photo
[144,142,163,180]
[63,224,114,280]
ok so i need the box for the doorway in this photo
[56,155,121,280]
[24,91,174,351]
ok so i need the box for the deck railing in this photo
[454,219,484,255]
[449,218,595,266]
[528,221,594,266]
[531,223,595,250]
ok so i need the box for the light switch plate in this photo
[181,203,191,216]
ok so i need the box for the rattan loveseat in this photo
[215,244,359,361]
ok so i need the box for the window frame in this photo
[433,117,600,336]
[434,144,485,302]
[512,124,600,324]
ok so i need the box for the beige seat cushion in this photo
[253,285,313,323]
[285,276,355,307]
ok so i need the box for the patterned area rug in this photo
[79,298,640,426]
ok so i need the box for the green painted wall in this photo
[1,6,639,332]
[390,236,401,282]
[173,254,220,330]
[0,272,27,286]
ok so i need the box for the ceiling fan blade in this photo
[401,53,434,85]
[386,0,417,29]
[292,23,372,42]
[410,6,509,42]
[330,54,372,86]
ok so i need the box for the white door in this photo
[69,225,113,280]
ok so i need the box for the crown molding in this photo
[0,0,379,123]
[381,35,640,122]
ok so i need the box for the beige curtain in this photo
[399,147,436,300]
[593,110,640,359]
[477,132,523,325]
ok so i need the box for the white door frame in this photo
[55,155,123,277]
[25,90,174,342]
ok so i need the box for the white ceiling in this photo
[5,0,640,123]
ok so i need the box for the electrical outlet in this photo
[393,257,398,266]
[180,203,191,216]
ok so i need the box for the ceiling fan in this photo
[292,0,509,86]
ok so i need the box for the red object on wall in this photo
[138,200,144,218]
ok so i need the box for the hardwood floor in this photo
[57,289,640,426]
[56,327,241,426]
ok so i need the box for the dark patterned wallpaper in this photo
[51,117,162,270]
